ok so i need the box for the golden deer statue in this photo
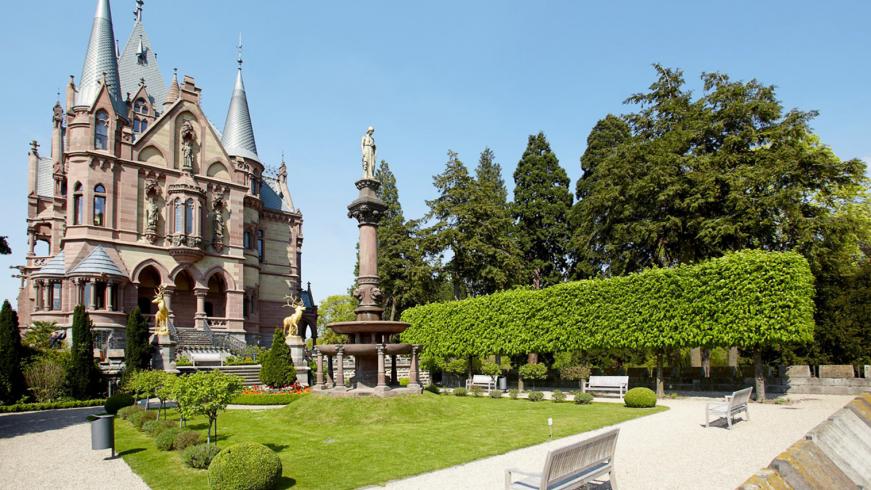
[281,295,305,337]
[153,285,171,336]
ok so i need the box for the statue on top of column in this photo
[360,126,376,180]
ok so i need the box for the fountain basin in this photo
[327,320,410,335]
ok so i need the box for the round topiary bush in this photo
[155,427,182,451]
[452,387,467,397]
[104,393,135,415]
[624,387,657,408]
[551,389,566,403]
[208,442,282,490]
[527,391,544,402]
[174,430,203,451]
[573,391,594,405]
[183,443,222,469]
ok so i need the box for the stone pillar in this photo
[347,179,387,322]
[194,288,207,328]
[42,281,51,311]
[728,347,739,367]
[324,354,333,387]
[87,279,96,310]
[335,346,346,391]
[163,287,174,323]
[409,345,421,389]
[34,280,43,311]
[73,278,82,307]
[376,344,387,390]
[104,282,113,311]
[390,354,398,385]
[315,348,324,389]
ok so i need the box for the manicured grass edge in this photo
[229,393,307,405]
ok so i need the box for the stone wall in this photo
[322,355,430,387]
[772,364,871,396]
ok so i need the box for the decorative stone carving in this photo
[180,120,195,172]
[212,195,226,252]
[144,178,162,243]
[360,126,376,180]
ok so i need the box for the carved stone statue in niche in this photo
[212,195,227,252]
[180,120,196,172]
[143,178,162,244]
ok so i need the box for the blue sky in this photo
[0,1,869,308]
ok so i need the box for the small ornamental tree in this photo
[0,301,25,404]
[519,363,547,390]
[260,329,296,388]
[176,370,242,447]
[66,305,102,399]
[125,307,152,371]
[480,360,502,382]
[560,365,591,391]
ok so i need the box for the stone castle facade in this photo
[16,0,316,345]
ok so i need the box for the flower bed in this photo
[230,385,311,405]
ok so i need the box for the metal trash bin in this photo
[498,376,508,391]
[91,414,115,457]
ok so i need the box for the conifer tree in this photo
[0,301,25,404]
[125,306,152,371]
[260,328,295,388]
[67,305,101,399]
[513,133,573,287]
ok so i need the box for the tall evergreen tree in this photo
[125,307,152,371]
[513,132,573,287]
[0,301,25,403]
[465,148,524,294]
[376,161,438,319]
[260,328,296,388]
[67,305,101,398]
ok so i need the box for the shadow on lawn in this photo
[116,447,146,457]
[276,476,297,488]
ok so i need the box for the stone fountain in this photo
[313,127,422,396]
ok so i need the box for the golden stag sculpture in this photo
[281,295,305,337]
[153,285,171,336]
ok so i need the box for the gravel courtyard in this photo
[0,394,853,490]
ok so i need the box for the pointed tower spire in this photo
[163,68,179,108]
[77,0,123,111]
[221,34,259,161]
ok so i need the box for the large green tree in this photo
[125,307,151,371]
[0,301,25,403]
[66,305,101,399]
[316,295,355,344]
[513,133,573,287]
[375,161,439,319]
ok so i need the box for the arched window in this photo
[140,119,147,132]
[73,182,83,225]
[93,184,106,226]
[133,119,141,133]
[95,110,109,150]
[185,199,194,234]
[243,230,252,249]
[174,199,183,234]
[133,98,148,115]
[256,230,264,262]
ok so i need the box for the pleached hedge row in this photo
[400,250,815,358]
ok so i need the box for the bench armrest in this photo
[505,468,541,489]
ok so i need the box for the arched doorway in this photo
[173,269,196,328]
[205,274,226,318]
[137,266,161,314]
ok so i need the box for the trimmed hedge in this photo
[183,443,221,470]
[174,430,203,451]
[155,427,182,451]
[573,392,594,405]
[208,442,282,490]
[104,393,134,415]
[229,393,305,406]
[624,387,657,408]
[0,399,106,413]
[401,251,814,357]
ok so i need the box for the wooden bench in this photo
[466,374,497,391]
[505,428,620,490]
[706,386,752,429]
[584,376,629,398]
[188,350,225,367]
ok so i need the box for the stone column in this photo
[194,288,207,328]
[347,179,387,322]
[335,346,346,391]
[315,348,324,389]
[390,354,398,385]
[105,282,113,311]
[34,280,43,311]
[409,345,421,389]
[163,287,175,323]
[87,279,96,310]
[73,278,82,307]
[324,353,333,387]
[376,344,387,390]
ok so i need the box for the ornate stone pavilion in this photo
[16,0,316,346]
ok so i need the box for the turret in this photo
[221,36,259,163]
[75,0,124,114]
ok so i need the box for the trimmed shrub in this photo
[469,385,483,397]
[560,365,591,389]
[260,329,296,388]
[105,393,135,415]
[551,389,566,403]
[174,430,203,451]
[130,409,157,430]
[155,427,182,451]
[489,390,502,399]
[23,355,67,402]
[624,387,657,408]
[118,404,144,420]
[452,387,467,397]
[399,377,410,387]
[508,389,520,399]
[182,443,222,470]
[527,391,544,402]
[573,391,594,405]
[0,398,105,413]
[143,419,175,437]
[424,384,440,395]
[208,442,282,490]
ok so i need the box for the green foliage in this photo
[316,295,354,344]
[105,393,134,414]
[403,251,815,356]
[175,370,242,446]
[207,442,282,490]
[560,365,591,383]
[182,443,222,470]
[0,398,105,413]
[125,307,152,371]
[174,430,203,451]
[624,387,657,408]
[155,427,182,451]
[175,356,192,367]
[129,409,157,429]
[508,389,520,399]
[66,305,101,399]
[423,384,440,395]
[551,389,566,403]
[399,377,410,387]
[489,390,502,399]
[513,132,573,287]
[22,321,58,350]
[469,385,483,397]
[23,353,67,402]
[519,363,547,382]
[573,392,594,405]
[118,404,144,419]
[260,329,296,388]
[480,360,502,378]
[443,358,469,376]
[143,419,176,437]
[452,387,467,397]
[229,393,305,406]
[0,301,25,404]
[527,391,544,402]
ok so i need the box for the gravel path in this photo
[0,407,148,490]
[380,394,853,490]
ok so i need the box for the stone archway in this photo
[172,269,197,328]
[136,265,162,315]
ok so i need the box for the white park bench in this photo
[466,374,497,391]
[187,350,225,367]
[506,428,620,490]
[705,386,752,429]
[584,375,629,398]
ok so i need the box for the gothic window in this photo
[73,182,83,225]
[174,199,183,234]
[256,230,264,262]
[133,119,140,133]
[140,119,148,132]
[133,98,148,115]
[82,282,92,306]
[51,282,62,310]
[243,230,252,249]
[95,110,109,150]
[185,199,194,234]
[250,176,258,196]
[93,184,106,226]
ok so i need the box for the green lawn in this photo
[116,393,666,489]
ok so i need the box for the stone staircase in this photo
[176,327,213,348]
[177,365,261,386]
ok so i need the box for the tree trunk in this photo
[527,353,538,364]
[655,351,664,398]
[754,350,766,403]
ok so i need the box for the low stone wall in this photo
[740,394,871,489]
[322,355,430,387]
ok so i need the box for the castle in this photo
[16,0,316,346]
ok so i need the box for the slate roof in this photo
[221,68,259,162]
[68,245,125,277]
[32,252,65,277]
[36,157,54,198]
[77,0,125,115]
[261,175,295,213]
[118,18,166,110]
